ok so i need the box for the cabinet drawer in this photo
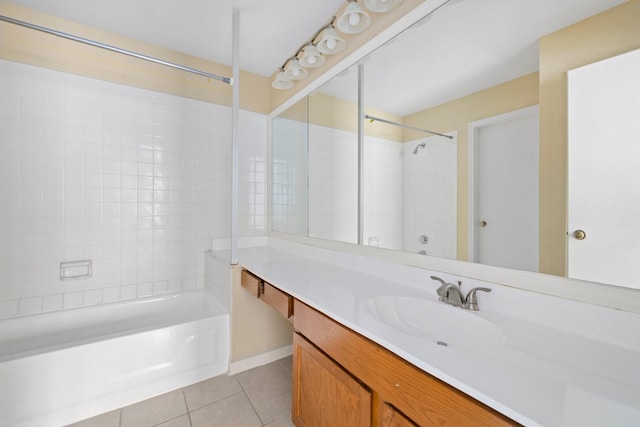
[241,269,262,298]
[261,282,293,319]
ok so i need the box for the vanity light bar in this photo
[271,0,403,90]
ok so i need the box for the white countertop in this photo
[237,241,640,427]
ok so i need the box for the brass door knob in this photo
[573,230,587,240]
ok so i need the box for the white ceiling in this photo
[8,0,627,116]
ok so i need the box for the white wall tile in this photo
[0,59,268,316]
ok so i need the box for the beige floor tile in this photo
[264,413,296,427]
[238,360,292,424]
[278,356,293,376]
[183,374,243,412]
[155,414,191,427]
[243,374,291,425]
[121,389,187,427]
[189,393,261,427]
[66,409,120,427]
[236,360,290,390]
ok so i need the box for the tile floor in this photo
[68,357,295,427]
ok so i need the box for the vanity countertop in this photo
[237,242,640,427]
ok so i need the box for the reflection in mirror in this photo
[307,65,360,244]
[271,0,640,291]
[271,97,308,235]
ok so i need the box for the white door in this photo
[567,49,640,289]
[470,107,539,272]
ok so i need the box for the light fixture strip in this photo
[272,0,404,89]
[277,17,337,72]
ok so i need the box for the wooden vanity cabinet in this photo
[292,332,371,427]
[293,299,519,427]
[241,269,293,320]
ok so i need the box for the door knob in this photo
[480,221,487,228]
[573,229,587,240]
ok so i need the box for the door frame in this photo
[467,105,539,263]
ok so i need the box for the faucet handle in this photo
[430,276,448,299]
[463,287,491,311]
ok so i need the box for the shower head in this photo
[413,143,426,154]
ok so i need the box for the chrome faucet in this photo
[430,276,491,311]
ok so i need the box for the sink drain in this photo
[436,341,448,347]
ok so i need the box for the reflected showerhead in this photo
[413,143,426,155]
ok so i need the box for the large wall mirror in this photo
[271,0,640,293]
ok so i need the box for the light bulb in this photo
[307,55,317,65]
[292,67,300,77]
[327,38,336,50]
[349,13,361,27]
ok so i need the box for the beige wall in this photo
[0,1,271,113]
[538,0,640,276]
[230,267,293,362]
[404,72,539,260]
[277,91,404,141]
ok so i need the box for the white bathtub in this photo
[0,291,229,427]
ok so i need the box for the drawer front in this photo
[261,282,293,318]
[241,269,262,298]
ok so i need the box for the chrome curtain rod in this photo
[365,114,453,139]
[0,15,232,84]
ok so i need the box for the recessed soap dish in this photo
[60,260,92,280]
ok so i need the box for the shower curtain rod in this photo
[365,114,453,139]
[0,15,232,84]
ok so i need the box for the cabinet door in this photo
[379,403,418,427]
[292,333,371,427]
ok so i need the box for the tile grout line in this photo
[181,389,194,427]
[235,376,267,426]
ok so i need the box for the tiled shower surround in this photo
[0,59,267,318]
[271,117,456,256]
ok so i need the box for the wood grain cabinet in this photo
[293,300,519,427]
[292,332,371,427]
[240,269,262,298]
[241,269,293,320]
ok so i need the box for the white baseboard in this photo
[228,345,293,375]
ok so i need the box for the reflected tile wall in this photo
[0,60,266,318]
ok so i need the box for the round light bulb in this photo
[327,38,336,50]
[307,55,317,65]
[349,13,361,27]
[292,67,300,77]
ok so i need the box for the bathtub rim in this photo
[0,289,228,363]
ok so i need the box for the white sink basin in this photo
[361,296,506,352]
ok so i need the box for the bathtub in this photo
[0,291,229,427]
